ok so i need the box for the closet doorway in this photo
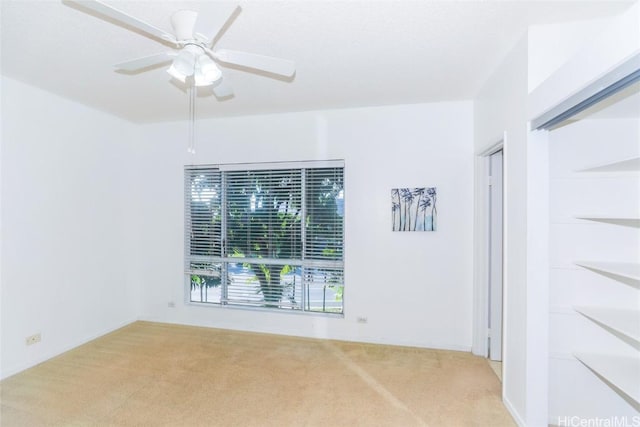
[488,149,504,362]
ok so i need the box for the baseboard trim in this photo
[503,395,526,427]
[138,316,472,352]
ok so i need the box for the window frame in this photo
[184,160,345,316]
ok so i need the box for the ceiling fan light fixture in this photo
[167,45,200,81]
[194,73,213,87]
[194,55,222,87]
[167,64,187,82]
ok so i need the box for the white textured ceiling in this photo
[1,0,634,123]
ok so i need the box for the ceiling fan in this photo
[65,1,296,98]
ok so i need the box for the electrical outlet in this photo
[168,301,176,308]
[26,333,41,346]
[356,316,368,324]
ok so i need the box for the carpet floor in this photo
[0,321,515,426]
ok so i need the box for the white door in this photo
[488,150,504,361]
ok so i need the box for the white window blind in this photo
[303,167,345,312]
[184,167,223,303]
[185,162,344,314]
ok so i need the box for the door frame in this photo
[488,149,504,361]
[472,135,506,361]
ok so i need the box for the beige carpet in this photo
[0,321,515,426]
[488,361,503,383]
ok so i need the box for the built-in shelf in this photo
[574,306,640,344]
[577,156,640,173]
[574,215,640,228]
[575,261,640,283]
[574,352,640,407]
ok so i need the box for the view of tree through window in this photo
[185,163,344,314]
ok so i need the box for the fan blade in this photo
[213,49,295,77]
[65,0,177,45]
[194,4,240,46]
[213,79,234,98]
[115,52,176,71]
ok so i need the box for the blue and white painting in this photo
[391,187,437,231]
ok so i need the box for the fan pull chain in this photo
[187,84,196,154]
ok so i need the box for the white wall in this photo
[527,18,611,93]
[474,36,533,426]
[132,101,475,351]
[0,77,139,379]
[529,2,640,119]
[0,11,4,375]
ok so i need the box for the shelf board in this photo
[575,261,640,282]
[574,215,640,228]
[577,157,640,173]
[574,306,640,344]
[574,353,640,407]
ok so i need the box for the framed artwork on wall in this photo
[391,187,437,231]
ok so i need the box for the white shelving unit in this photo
[575,261,640,283]
[574,353,640,408]
[574,306,640,344]
[570,152,640,411]
[577,156,640,173]
[574,216,640,228]
[543,36,640,422]
[573,156,640,227]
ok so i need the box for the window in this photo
[185,161,344,314]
